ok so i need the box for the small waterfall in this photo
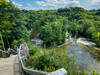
[69,36,71,41]
[67,33,71,42]
[67,34,78,46]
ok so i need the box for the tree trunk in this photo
[6,35,10,48]
[0,31,5,51]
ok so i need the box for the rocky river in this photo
[31,37,100,73]
[63,38,100,73]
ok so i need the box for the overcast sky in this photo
[11,0,100,10]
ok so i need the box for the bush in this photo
[25,46,75,72]
[2,52,6,58]
[28,44,43,56]
[68,70,100,75]
[25,45,100,75]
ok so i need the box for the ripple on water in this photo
[65,42,100,73]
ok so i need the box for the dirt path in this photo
[0,55,22,75]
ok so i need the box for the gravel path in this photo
[0,55,22,75]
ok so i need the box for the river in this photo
[63,38,100,73]
[31,37,100,73]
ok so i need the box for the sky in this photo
[11,0,100,10]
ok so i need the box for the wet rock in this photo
[31,38,43,46]
[77,38,97,47]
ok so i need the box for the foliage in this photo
[0,0,15,49]
[68,70,100,75]
[0,0,30,49]
[39,17,68,46]
[87,27,100,47]
[1,1,100,74]
[25,46,75,72]
[68,70,88,75]
[57,7,100,47]
[25,45,100,74]
[1,0,100,48]
[25,7,100,47]
[28,44,43,56]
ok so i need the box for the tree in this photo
[39,16,68,46]
[0,0,15,49]
[92,32,100,47]
[86,27,96,39]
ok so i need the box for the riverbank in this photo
[77,38,100,51]
[57,39,71,47]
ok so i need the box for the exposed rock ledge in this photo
[77,38,100,51]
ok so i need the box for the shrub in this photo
[25,46,75,72]
[2,52,6,58]
[28,44,43,56]
[25,46,100,74]
[67,70,100,75]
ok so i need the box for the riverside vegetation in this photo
[0,0,100,74]
[25,45,100,75]
[0,0,100,49]
[25,45,75,72]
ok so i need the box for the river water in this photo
[64,39,100,73]
[32,37,100,72]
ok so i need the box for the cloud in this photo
[12,0,100,10]
[89,0,100,6]
[24,3,36,10]
[12,1,23,9]
[15,3,23,8]
[91,0,100,3]
[35,1,56,7]
[6,0,10,2]
[85,0,100,9]
[35,0,80,9]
